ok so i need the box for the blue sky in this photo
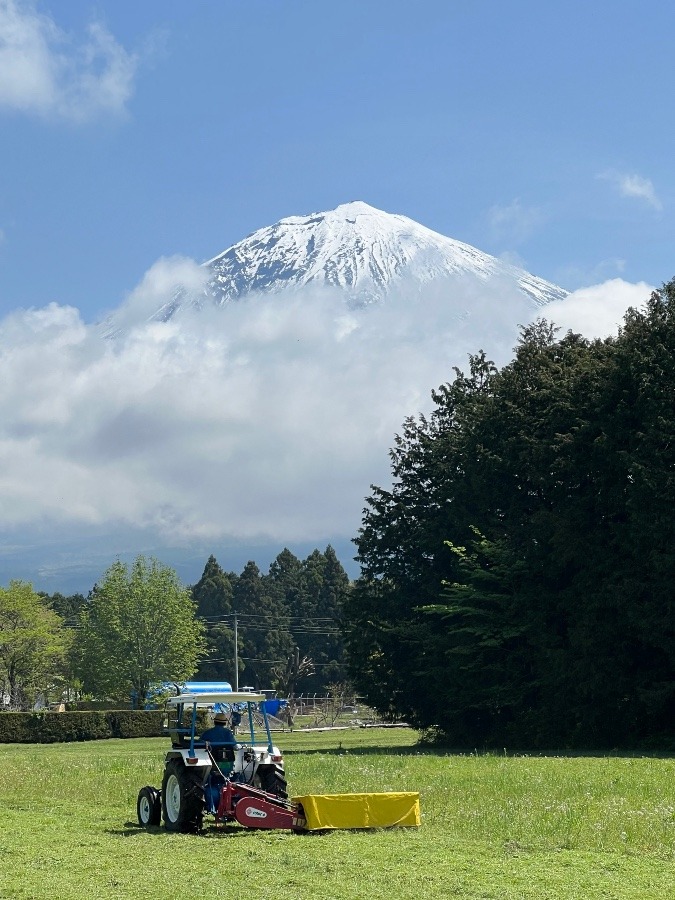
[1,0,672,319]
[0,0,670,592]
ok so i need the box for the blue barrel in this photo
[262,699,287,717]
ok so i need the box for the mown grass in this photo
[1,729,674,899]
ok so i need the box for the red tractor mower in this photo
[137,688,420,834]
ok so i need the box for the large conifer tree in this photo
[347,282,675,748]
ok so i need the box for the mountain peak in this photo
[282,200,377,221]
[201,201,567,309]
[144,202,568,326]
[335,200,377,213]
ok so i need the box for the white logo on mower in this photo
[245,807,267,819]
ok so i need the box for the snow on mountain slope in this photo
[150,201,567,323]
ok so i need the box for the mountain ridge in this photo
[125,201,569,328]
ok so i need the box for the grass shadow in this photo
[106,822,165,837]
[286,743,675,760]
[284,743,446,758]
[107,822,287,839]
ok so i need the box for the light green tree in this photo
[0,581,71,710]
[75,556,206,706]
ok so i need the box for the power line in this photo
[199,617,342,635]
[206,657,342,667]
[200,613,338,623]
[62,620,342,635]
[211,628,341,636]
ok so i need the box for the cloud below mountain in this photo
[0,259,654,589]
[545,278,653,339]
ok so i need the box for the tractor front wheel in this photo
[137,785,161,827]
[161,759,204,832]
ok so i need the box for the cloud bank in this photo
[0,264,654,587]
[545,278,653,339]
[0,0,138,121]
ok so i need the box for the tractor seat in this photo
[203,743,235,763]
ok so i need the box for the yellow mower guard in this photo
[293,791,420,831]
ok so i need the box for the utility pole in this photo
[233,607,239,691]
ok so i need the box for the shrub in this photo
[0,710,165,743]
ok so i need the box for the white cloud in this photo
[0,264,536,546]
[107,255,210,334]
[544,278,653,339]
[0,266,655,586]
[599,170,662,210]
[0,0,138,121]
[488,199,543,244]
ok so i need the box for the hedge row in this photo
[0,710,165,743]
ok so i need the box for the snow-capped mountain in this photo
[151,201,567,322]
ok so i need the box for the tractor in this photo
[137,686,421,834]
[137,689,295,833]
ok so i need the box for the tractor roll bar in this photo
[167,691,274,754]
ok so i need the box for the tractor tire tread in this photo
[137,785,161,827]
[257,763,288,799]
[161,759,204,833]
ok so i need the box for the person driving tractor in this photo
[200,711,236,746]
[200,711,237,776]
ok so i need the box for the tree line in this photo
[345,280,675,750]
[0,546,350,711]
[192,546,349,694]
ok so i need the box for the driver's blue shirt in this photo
[200,723,235,745]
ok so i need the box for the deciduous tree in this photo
[75,556,205,706]
[0,581,71,710]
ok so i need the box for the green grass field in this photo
[1,728,674,899]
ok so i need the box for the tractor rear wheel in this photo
[137,785,161,827]
[255,764,288,799]
[161,759,204,832]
